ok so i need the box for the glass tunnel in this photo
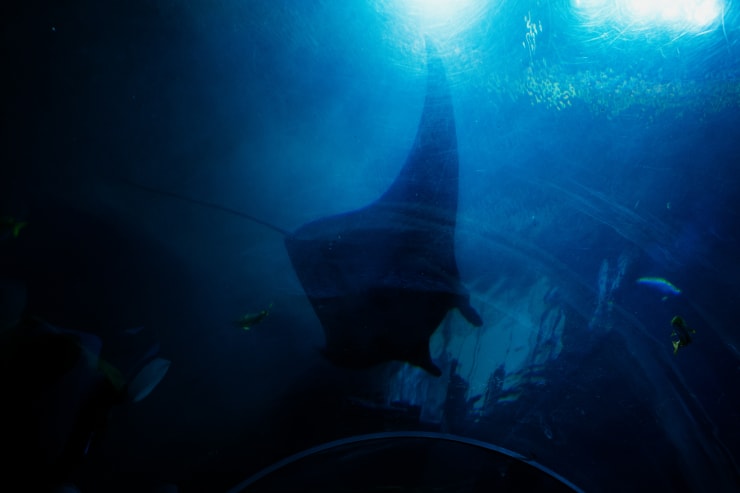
[1,0,739,491]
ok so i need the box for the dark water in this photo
[2,1,739,492]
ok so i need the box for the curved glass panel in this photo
[228,432,584,493]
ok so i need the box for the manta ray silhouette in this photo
[124,41,482,376]
[284,41,482,376]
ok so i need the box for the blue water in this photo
[1,0,739,491]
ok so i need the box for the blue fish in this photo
[636,277,681,297]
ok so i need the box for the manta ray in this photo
[124,40,482,376]
[283,42,482,376]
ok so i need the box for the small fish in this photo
[636,277,681,298]
[236,303,272,331]
[670,315,696,355]
[0,216,27,241]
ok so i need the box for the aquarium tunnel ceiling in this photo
[1,0,739,492]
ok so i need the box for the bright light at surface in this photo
[572,0,725,34]
[390,0,491,36]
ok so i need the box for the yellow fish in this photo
[0,216,27,241]
[236,304,272,331]
[671,315,696,355]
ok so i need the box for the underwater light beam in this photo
[390,0,490,36]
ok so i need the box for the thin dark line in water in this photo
[116,177,289,236]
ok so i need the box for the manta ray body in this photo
[284,42,482,376]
